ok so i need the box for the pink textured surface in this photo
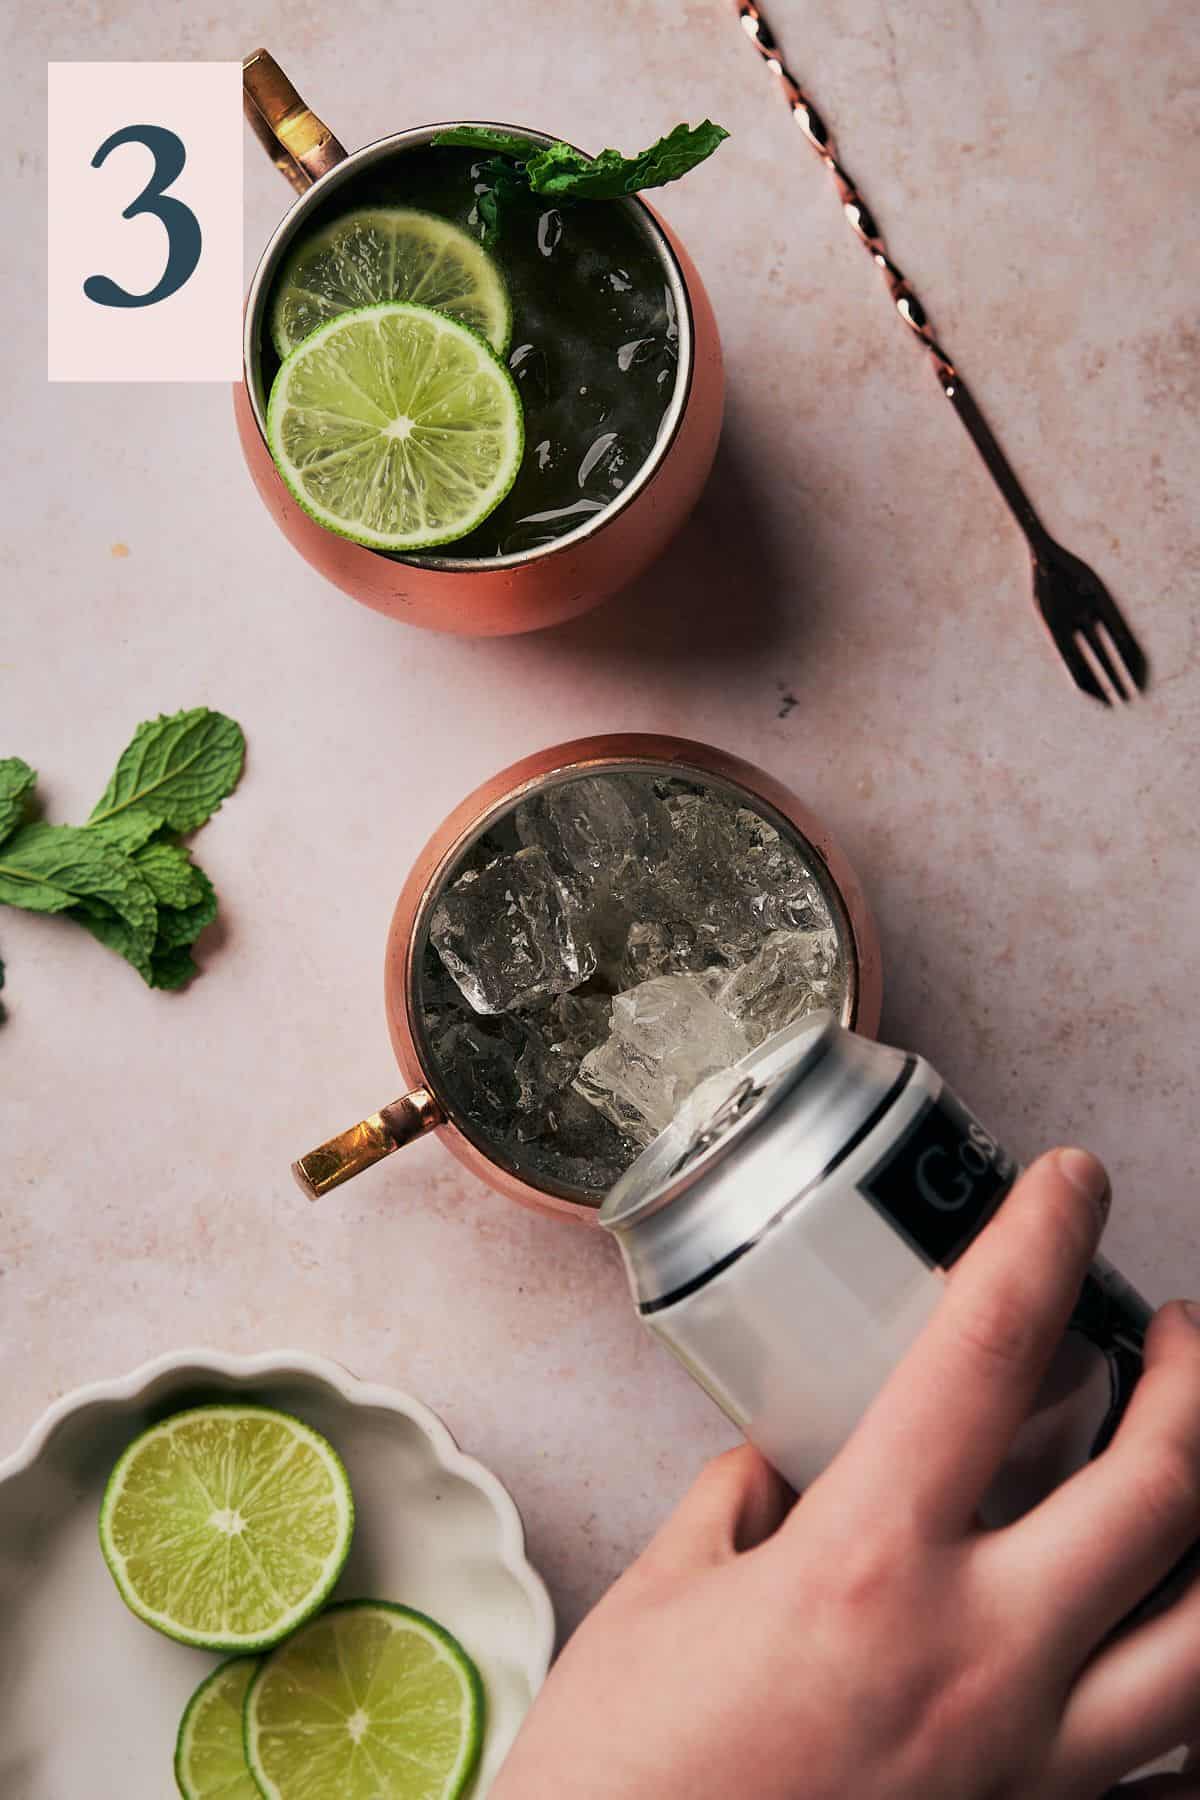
[3,0,1198,1644]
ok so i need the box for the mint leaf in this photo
[88,708,245,837]
[87,807,165,855]
[148,944,200,990]
[135,843,218,951]
[134,841,209,909]
[432,126,543,160]
[525,122,729,200]
[71,901,152,978]
[433,123,728,243]
[0,759,37,846]
[475,155,532,248]
[0,837,77,913]
[0,708,244,996]
[74,900,203,986]
[477,187,499,243]
[154,879,217,952]
[0,823,158,978]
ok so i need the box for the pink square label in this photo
[47,62,243,382]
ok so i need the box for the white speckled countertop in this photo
[3,0,1197,1642]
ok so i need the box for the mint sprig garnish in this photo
[525,122,730,199]
[0,708,244,997]
[433,126,545,161]
[434,121,729,244]
[473,157,530,247]
[88,706,246,839]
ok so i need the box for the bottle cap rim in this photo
[599,1011,837,1235]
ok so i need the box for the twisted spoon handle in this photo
[732,0,1050,555]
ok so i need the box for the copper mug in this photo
[293,734,883,1224]
[235,52,725,637]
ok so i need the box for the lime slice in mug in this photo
[266,301,524,552]
[245,1600,486,1800]
[99,1405,354,1652]
[174,1657,261,1800]
[269,206,512,359]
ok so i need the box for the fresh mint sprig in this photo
[433,126,545,161]
[434,121,729,244]
[0,708,244,996]
[87,706,246,844]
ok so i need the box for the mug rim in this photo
[400,750,867,1208]
[243,120,697,573]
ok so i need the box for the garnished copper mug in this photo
[293,735,882,1223]
[236,52,724,637]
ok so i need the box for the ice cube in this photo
[423,774,846,1193]
[433,1020,521,1126]
[608,792,731,981]
[711,928,844,1048]
[575,973,751,1146]
[636,793,836,967]
[429,848,595,1015]
[514,1033,575,1117]
[516,776,676,986]
[663,789,737,877]
[530,1088,638,1194]
[621,916,705,984]
[516,774,670,879]
[729,811,835,935]
[418,943,467,1013]
[654,792,757,962]
[547,992,613,1061]
[507,993,611,1130]
[508,992,614,1123]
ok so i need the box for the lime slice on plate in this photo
[245,1599,486,1800]
[175,1657,261,1799]
[269,206,512,359]
[266,301,524,552]
[99,1404,354,1651]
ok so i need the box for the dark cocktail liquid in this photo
[258,143,679,562]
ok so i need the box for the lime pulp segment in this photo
[269,207,512,359]
[245,1599,486,1800]
[267,302,524,552]
[175,1657,262,1800]
[99,1404,355,1651]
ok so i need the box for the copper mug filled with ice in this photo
[294,735,881,1222]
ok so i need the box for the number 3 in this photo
[84,125,202,309]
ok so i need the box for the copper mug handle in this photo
[243,48,349,193]
[245,48,439,1203]
[293,1088,443,1198]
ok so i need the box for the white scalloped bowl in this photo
[0,1349,555,1797]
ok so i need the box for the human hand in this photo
[493,1150,1200,1800]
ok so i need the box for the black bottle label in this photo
[859,1084,1018,1270]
